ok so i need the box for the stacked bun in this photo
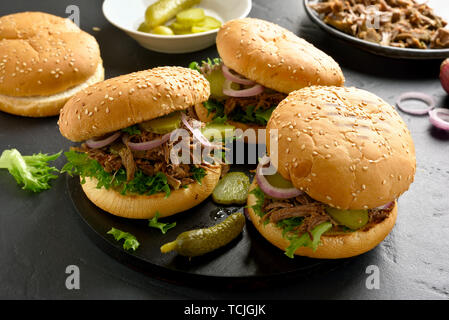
[0,12,104,117]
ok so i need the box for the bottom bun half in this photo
[247,179,397,259]
[0,63,104,117]
[81,165,221,219]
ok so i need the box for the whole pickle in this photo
[160,212,245,257]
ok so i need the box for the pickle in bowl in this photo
[138,0,223,36]
[144,0,201,28]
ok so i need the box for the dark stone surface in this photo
[0,0,448,299]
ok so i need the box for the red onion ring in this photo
[429,108,449,131]
[181,113,221,149]
[375,201,394,210]
[396,92,435,115]
[256,156,303,199]
[222,79,264,97]
[125,132,171,151]
[222,65,255,85]
[85,132,120,149]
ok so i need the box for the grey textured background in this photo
[0,0,448,299]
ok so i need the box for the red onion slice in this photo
[374,201,394,210]
[181,113,221,149]
[256,156,303,199]
[396,92,435,115]
[429,108,449,131]
[222,65,255,85]
[125,132,171,151]
[85,132,120,149]
[223,79,264,97]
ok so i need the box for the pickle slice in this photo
[144,0,201,28]
[195,16,221,29]
[176,8,206,26]
[264,172,295,189]
[212,172,250,205]
[325,207,369,230]
[139,111,181,134]
[150,25,175,35]
[201,122,235,141]
[204,68,226,99]
[161,212,245,257]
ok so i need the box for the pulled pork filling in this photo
[205,91,287,126]
[224,92,287,119]
[310,0,449,49]
[73,116,217,190]
[260,193,393,236]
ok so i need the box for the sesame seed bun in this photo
[81,165,221,219]
[0,12,103,116]
[216,18,345,94]
[59,67,210,142]
[247,179,397,259]
[266,86,416,210]
[0,63,104,117]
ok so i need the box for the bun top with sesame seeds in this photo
[266,86,416,210]
[0,12,101,97]
[58,67,210,142]
[216,18,345,94]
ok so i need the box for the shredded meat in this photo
[224,92,287,115]
[261,193,393,239]
[75,116,221,190]
[269,203,326,224]
[310,0,449,49]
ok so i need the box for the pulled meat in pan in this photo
[310,0,449,49]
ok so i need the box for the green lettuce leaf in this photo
[148,212,176,234]
[61,150,171,197]
[191,166,206,185]
[230,105,276,126]
[284,221,333,258]
[107,227,140,251]
[0,149,61,192]
[188,58,222,74]
[121,125,141,135]
[248,187,266,218]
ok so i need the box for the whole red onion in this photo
[440,58,449,94]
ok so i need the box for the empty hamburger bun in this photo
[59,66,210,142]
[81,165,221,219]
[247,179,397,259]
[216,18,345,94]
[266,86,416,210]
[0,12,104,117]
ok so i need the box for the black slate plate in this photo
[67,161,346,286]
[304,0,449,59]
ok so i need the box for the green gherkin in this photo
[161,212,245,257]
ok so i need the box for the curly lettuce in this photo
[0,149,60,192]
[61,150,171,197]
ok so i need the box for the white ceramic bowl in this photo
[102,0,252,54]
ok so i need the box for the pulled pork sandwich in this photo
[0,12,104,117]
[247,86,416,258]
[190,18,345,142]
[59,67,221,219]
